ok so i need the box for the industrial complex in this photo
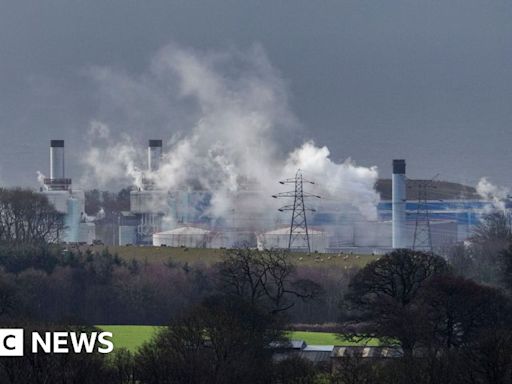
[39,139,509,253]
[39,140,95,244]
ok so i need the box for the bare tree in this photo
[471,212,512,246]
[469,212,512,284]
[0,188,64,244]
[216,247,323,315]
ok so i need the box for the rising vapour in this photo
[82,121,145,190]
[36,171,47,190]
[80,43,380,226]
[476,177,510,212]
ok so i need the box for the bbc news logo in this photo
[0,329,114,356]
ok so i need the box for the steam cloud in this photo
[36,171,47,190]
[80,43,380,226]
[476,177,510,212]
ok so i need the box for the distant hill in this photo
[376,179,479,200]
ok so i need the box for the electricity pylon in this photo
[412,175,439,253]
[272,169,320,252]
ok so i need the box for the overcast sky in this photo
[1,0,512,189]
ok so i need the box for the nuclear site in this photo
[37,138,510,254]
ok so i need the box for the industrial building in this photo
[137,153,502,252]
[119,140,168,245]
[122,140,267,248]
[306,160,477,252]
[272,339,402,372]
[38,137,502,252]
[40,140,95,244]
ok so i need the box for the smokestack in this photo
[50,140,65,180]
[148,140,162,172]
[392,159,407,249]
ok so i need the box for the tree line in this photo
[1,188,512,383]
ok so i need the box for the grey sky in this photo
[1,0,511,189]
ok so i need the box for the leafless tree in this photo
[216,247,323,315]
[468,212,512,284]
[471,212,512,246]
[0,188,64,244]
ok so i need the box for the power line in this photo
[412,175,439,252]
[272,169,320,253]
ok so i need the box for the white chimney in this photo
[50,140,65,180]
[148,140,162,172]
[392,159,407,249]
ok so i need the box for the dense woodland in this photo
[1,188,512,383]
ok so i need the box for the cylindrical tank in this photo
[50,140,65,180]
[148,139,162,172]
[392,159,407,248]
[256,227,327,253]
[152,226,212,248]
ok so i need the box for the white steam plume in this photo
[81,43,380,226]
[476,177,510,212]
[36,171,48,190]
[284,142,380,220]
[81,121,144,190]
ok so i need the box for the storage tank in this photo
[152,226,217,248]
[257,227,328,253]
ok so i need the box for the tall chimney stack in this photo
[50,140,65,180]
[392,159,407,249]
[148,140,162,172]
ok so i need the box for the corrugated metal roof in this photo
[291,340,306,349]
[303,345,334,352]
[333,346,402,358]
[297,351,332,363]
[272,343,403,365]
[269,340,306,349]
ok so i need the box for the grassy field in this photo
[77,245,378,269]
[92,249,379,352]
[98,325,379,352]
[99,325,160,352]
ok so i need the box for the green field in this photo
[78,245,378,269]
[99,325,160,352]
[93,248,379,352]
[98,325,378,352]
